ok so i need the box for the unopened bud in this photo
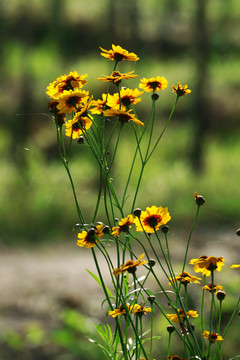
[148,295,155,304]
[103,225,110,234]
[216,290,226,301]
[77,136,84,144]
[133,208,141,218]
[236,229,240,236]
[161,225,169,234]
[148,259,156,268]
[87,228,96,238]
[151,93,159,101]
[167,325,175,334]
[194,192,205,206]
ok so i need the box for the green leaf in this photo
[86,269,113,297]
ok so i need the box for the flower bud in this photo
[148,259,156,268]
[161,225,169,234]
[48,100,59,114]
[77,136,84,144]
[194,192,205,206]
[151,93,159,101]
[103,225,110,234]
[216,290,226,301]
[87,228,96,238]
[133,208,141,218]
[236,229,240,236]
[167,325,175,334]
[148,295,155,304]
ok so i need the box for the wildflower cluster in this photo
[46,45,239,360]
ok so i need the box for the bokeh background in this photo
[1,0,240,359]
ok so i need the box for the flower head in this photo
[169,271,201,286]
[167,309,198,323]
[203,331,223,343]
[111,214,134,237]
[108,304,129,317]
[97,70,138,84]
[90,94,108,115]
[103,108,144,127]
[172,82,191,97]
[65,114,92,139]
[194,191,205,206]
[139,76,168,92]
[107,88,143,111]
[202,283,224,292]
[231,264,240,269]
[76,224,104,248]
[100,44,139,62]
[57,89,89,113]
[189,256,225,276]
[130,304,151,315]
[134,205,171,233]
[167,356,187,360]
[113,253,148,276]
[46,72,88,99]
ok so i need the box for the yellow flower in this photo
[76,224,104,248]
[202,283,224,292]
[108,305,129,317]
[90,94,108,115]
[112,253,148,276]
[189,256,225,276]
[97,70,138,84]
[100,44,139,62]
[46,72,88,99]
[172,82,191,97]
[111,215,134,237]
[202,331,223,343]
[169,271,201,285]
[57,89,89,113]
[134,205,171,233]
[65,115,92,139]
[130,304,151,315]
[139,76,168,92]
[107,88,143,111]
[231,264,240,268]
[167,309,198,323]
[103,108,144,127]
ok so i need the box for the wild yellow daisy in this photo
[139,76,168,92]
[167,309,198,323]
[97,70,138,84]
[57,89,89,113]
[202,283,224,292]
[108,305,129,317]
[107,88,143,110]
[111,215,134,237]
[230,264,240,268]
[202,331,223,343]
[172,82,191,97]
[65,116,92,139]
[76,224,104,248]
[134,205,171,233]
[130,304,151,315]
[189,256,225,276]
[90,94,108,115]
[112,253,148,276]
[103,108,144,127]
[46,72,88,99]
[100,44,139,62]
[169,271,201,285]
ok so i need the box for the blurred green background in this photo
[1,0,240,359]
[1,0,240,243]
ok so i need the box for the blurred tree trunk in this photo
[191,0,210,172]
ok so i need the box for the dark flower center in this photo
[112,52,125,61]
[118,114,131,123]
[148,81,160,90]
[144,214,161,228]
[120,96,133,106]
[119,224,130,232]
